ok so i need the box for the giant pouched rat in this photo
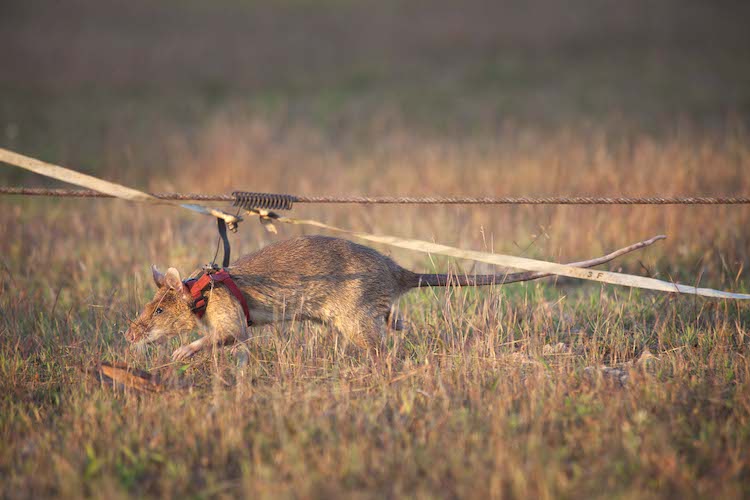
[124,235,660,360]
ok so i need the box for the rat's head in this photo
[125,266,198,347]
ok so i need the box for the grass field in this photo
[2,1,750,498]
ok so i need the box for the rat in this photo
[124,234,659,361]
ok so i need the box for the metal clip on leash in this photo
[201,218,233,274]
[205,192,295,271]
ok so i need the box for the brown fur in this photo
[123,235,611,360]
[128,236,420,359]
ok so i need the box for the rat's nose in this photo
[124,328,137,343]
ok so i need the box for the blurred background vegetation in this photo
[2,0,749,168]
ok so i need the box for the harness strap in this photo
[184,270,252,326]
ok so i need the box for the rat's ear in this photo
[152,265,166,288]
[165,267,182,289]
[165,267,192,303]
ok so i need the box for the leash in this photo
[216,217,231,268]
[189,217,244,323]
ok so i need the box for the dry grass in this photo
[2,0,750,497]
[2,117,750,498]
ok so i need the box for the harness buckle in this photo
[202,263,222,274]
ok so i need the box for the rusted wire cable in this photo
[293,195,750,205]
[0,187,234,201]
[1,187,749,205]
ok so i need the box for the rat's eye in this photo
[155,307,164,315]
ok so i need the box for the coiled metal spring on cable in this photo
[232,191,296,211]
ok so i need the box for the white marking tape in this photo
[251,212,750,300]
[2,146,747,300]
[0,148,240,225]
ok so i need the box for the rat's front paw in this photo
[171,345,197,362]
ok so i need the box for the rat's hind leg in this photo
[387,305,404,331]
[335,313,387,351]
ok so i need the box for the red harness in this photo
[183,269,252,326]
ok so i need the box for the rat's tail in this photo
[400,235,666,289]
[405,270,547,288]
